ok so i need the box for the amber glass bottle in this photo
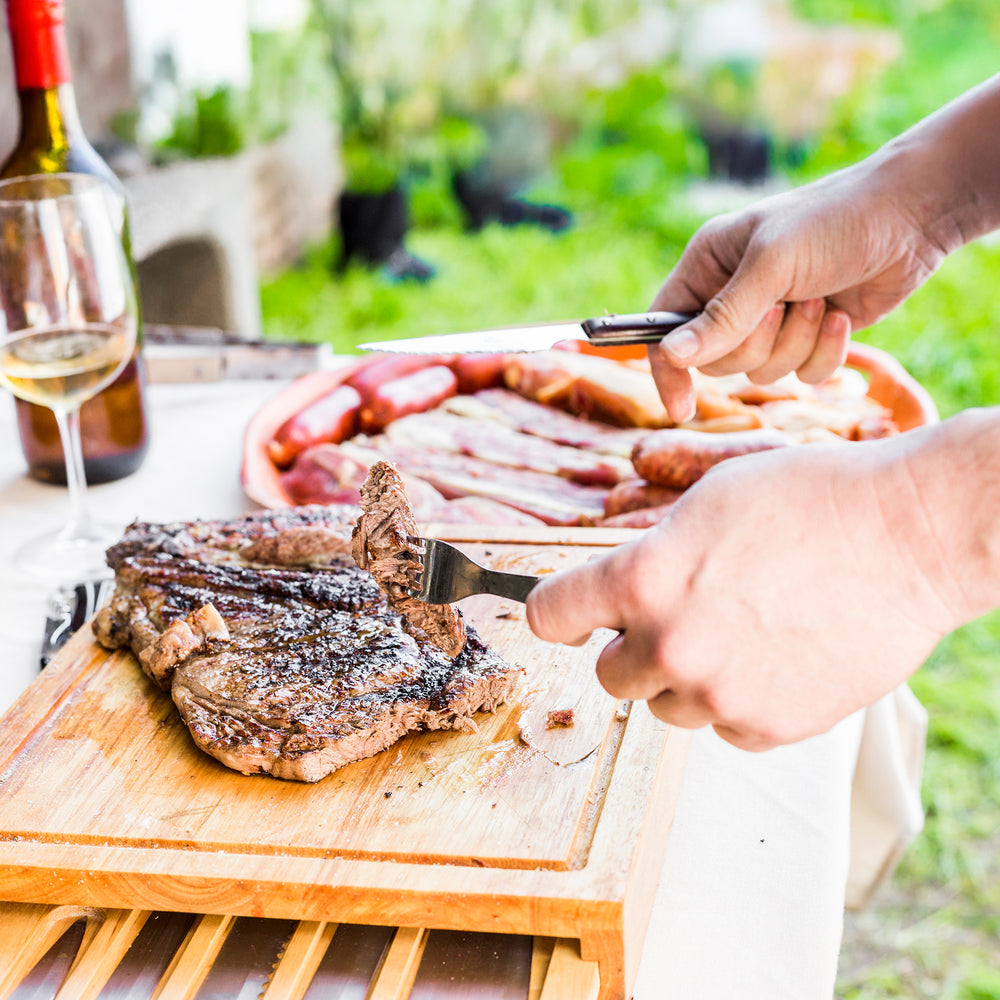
[1,0,149,484]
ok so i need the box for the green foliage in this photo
[791,0,911,26]
[260,214,677,352]
[789,0,1000,180]
[141,16,338,161]
[309,0,667,189]
[154,86,247,161]
[244,25,339,144]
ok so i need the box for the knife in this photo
[39,576,114,669]
[144,324,331,382]
[358,309,699,355]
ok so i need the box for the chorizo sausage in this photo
[603,478,684,517]
[631,427,791,490]
[359,365,459,433]
[345,354,450,404]
[447,353,507,393]
[267,384,362,468]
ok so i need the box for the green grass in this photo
[836,609,1000,998]
[259,3,1000,995]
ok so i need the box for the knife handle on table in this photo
[581,310,699,346]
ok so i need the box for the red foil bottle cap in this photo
[5,0,71,89]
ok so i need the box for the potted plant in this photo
[313,0,469,281]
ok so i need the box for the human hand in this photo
[526,432,964,750]
[650,160,949,422]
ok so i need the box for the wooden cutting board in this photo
[0,529,690,1000]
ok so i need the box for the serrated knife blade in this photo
[358,309,699,354]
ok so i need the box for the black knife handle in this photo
[581,310,699,346]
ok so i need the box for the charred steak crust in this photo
[92,505,520,782]
[352,461,467,657]
[104,504,358,568]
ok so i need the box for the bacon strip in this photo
[354,439,609,526]
[444,389,648,458]
[381,410,632,487]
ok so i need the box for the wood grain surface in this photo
[0,535,690,1000]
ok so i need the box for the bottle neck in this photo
[6,0,85,158]
[16,83,86,158]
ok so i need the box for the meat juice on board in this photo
[1,0,149,484]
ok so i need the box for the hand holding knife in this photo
[358,310,700,355]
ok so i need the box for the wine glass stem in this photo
[53,406,95,542]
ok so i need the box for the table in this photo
[0,375,927,999]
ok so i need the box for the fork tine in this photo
[400,560,423,599]
[403,535,426,599]
[399,535,539,605]
[419,536,478,604]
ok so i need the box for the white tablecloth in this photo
[0,377,927,999]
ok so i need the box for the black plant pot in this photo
[699,124,773,185]
[451,170,572,234]
[335,185,434,282]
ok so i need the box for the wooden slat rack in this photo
[0,903,599,999]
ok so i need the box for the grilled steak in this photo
[352,461,466,657]
[93,504,519,782]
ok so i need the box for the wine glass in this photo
[0,172,138,582]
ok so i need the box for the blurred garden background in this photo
[250,3,1000,996]
[12,0,998,995]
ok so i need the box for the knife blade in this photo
[358,309,699,354]
[39,576,114,669]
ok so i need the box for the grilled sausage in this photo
[359,365,459,432]
[345,354,450,404]
[268,384,362,468]
[631,427,791,490]
[603,478,684,517]
[448,353,507,393]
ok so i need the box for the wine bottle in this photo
[1,0,149,484]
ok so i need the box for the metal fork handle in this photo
[479,568,539,604]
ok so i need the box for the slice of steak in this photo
[172,615,515,782]
[352,462,467,658]
[95,504,367,688]
[93,504,520,782]
[95,553,378,688]
[105,503,359,569]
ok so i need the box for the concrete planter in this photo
[124,115,340,339]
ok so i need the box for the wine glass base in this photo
[15,523,118,584]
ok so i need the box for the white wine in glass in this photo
[0,173,138,582]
